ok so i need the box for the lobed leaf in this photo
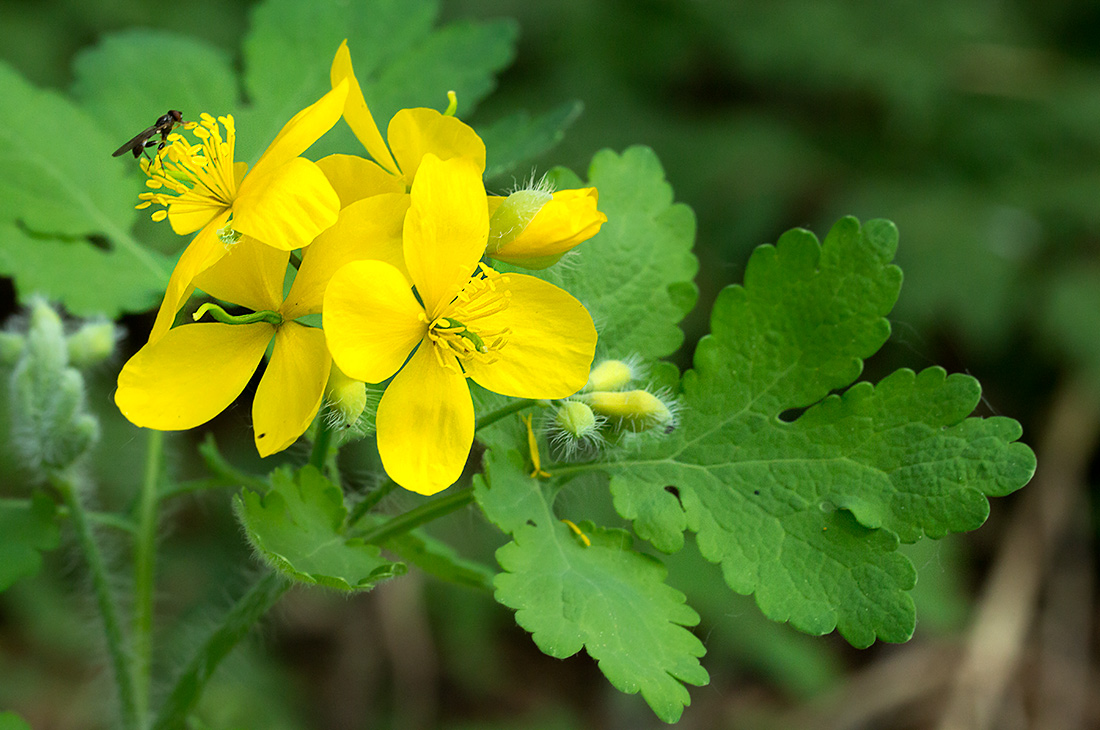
[601,217,1035,646]
[477,447,708,723]
[235,466,405,591]
[547,146,699,361]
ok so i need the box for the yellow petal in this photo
[376,342,473,495]
[149,210,233,344]
[403,154,488,316]
[252,322,331,457]
[115,322,273,430]
[387,108,486,185]
[233,157,340,251]
[192,236,289,312]
[323,260,425,383]
[331,40,399,176]
[316,153,405,207]
[465,274,596,398]
[283,193,410,318]
[489,188,607,268]
[167,190,230,237]
[249,80,349,182]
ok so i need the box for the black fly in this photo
[112,110,184,160]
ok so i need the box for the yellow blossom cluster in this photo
[114,42,606,495]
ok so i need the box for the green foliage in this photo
[383,528,496,592]
[600,217,1034,647]
[0,0,565,319]
[235,466,406,591]
[0,63,171,317]
[547,146,699,361]
[481,101,584,181]
[0,493,59,592]
[477,449,708,724]
[0,712,31,730]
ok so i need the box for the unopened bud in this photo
[324,363,367,429]
[0,332,25,365]
[9,300,99,474]
[67,321,117,368]
[585,359,638,392]
[582,390,675,434]
[547,400,605,458]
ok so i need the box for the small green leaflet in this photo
[476,448,708,724]
[0,492,60,592]
[235,466,405,591]
[602,217,1035,647]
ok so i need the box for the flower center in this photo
[135,113,239,223]
[426,264,512,374]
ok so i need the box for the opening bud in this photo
[486,180,607,270]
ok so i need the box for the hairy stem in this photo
[356,486,476,545]
[152,572,290,730]
[53,471,138,730]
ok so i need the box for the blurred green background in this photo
[1,1,1098,728]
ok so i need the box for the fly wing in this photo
[112,125,157,157]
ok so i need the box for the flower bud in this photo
[546,400,605,458]
[0,332,25,366]
[9,300,99,474]
[67,320,118,368]
[486,185,606,269]
[585,358,638,392]
[581,389,676,434]
[324,363,367,429]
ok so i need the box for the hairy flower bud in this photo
[581,389,676,434]
[324,363,368,429]
[585,358,639,392]
[547,400,605,458]
[486,181,606,269]
[8,300,99,475]
[67,320,118,368]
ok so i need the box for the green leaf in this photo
[477,448,708,723]
[547,146,699,360]
[0,711,32,730]
[0,492,60,591]
[383,528,496,592]
[601,217,1035,647]
[70,30,240,143]
[0,61,171,316]
[481,101,584,181]
[241,0,516,162]
[235,466,406,591]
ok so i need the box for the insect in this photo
[112,110,184,160]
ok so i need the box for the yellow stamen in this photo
[561,519,591,547]
[137,113,240,224]
[426,265,512,374]
[523,414,551,478]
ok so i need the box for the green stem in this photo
[152,572,289,730]
[53,471,138,730]
[356,486,476,545]
[310,419,334,471]
[0,498,136,533]
[475,398,538,431]
[133,429,163,727]
[347,481,398,527]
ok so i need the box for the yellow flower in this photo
[318,40,486,204]
[115,236,340,457]
[139,82,349,343]
[323,154,598,495]
[486,186,607,269]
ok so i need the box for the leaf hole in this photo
[778,407,807,423]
